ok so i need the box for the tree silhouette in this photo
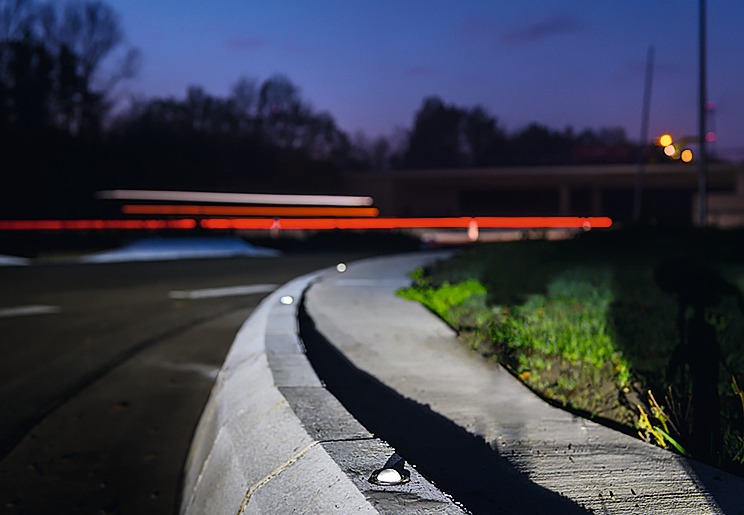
[230,76,259,133]
[398,97,628,169]
[102,74,355,195]
[0,0,137,136]
[0,0,139,217]
[461,105,508,167]
[0,36,54,134]
[404,96,464,168]
[509,123,573,166]
[0,1,657,219]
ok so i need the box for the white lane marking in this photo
[168,284,279,300]
[0,255,31,266]
[328,278,409,286]
[0,305,61,318]
[158,362,220,380]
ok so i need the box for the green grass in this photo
[396,227,744,475]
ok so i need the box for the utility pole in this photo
[633,45,654,224]
[698,0,708,226]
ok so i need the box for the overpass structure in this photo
[341,163,744,227]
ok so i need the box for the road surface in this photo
[0,248,387,515]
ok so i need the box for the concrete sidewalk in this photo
[181,263,464,515]
[303,251,744,514]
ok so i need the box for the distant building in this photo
[570,144,635,165]
[339,163,744,227]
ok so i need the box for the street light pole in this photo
[698,0,708,226]
[633,45,654,224]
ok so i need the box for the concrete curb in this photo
[303,252,744,515]
[183,251,744,514]
[180,266,463,514]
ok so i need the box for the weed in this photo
[727,376,744,464]
[396,227,744,475]
[637,390,689,456]
[397,275,486,321]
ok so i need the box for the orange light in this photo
[680,149,693,162]
[122,204,380,217]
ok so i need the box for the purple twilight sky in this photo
[106,0,744,161]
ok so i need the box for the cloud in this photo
[501,12,585,45]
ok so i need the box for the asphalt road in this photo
[0,249,386,515]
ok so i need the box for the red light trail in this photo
[197,216,613,231]
[0,216,612,232]
[0,219,197,230]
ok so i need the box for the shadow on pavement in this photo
[299,298,590,515]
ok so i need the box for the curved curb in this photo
[180,263,462,514]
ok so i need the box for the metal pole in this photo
[698,0,708,226]
[633,45,654,223]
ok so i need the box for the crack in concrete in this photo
[236,441,319,515]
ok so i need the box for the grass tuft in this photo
[396,227,744,475]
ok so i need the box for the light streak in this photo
[0,219,197,230]
[121,204,380,217]
[0,216,613,231]
[97,189,374,206]
[0,305,61,318]
[199,216,613,230]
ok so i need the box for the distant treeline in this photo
[1,0,660,218]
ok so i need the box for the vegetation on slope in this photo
[398,227,744,475]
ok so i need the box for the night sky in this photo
[107,1,744,161]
